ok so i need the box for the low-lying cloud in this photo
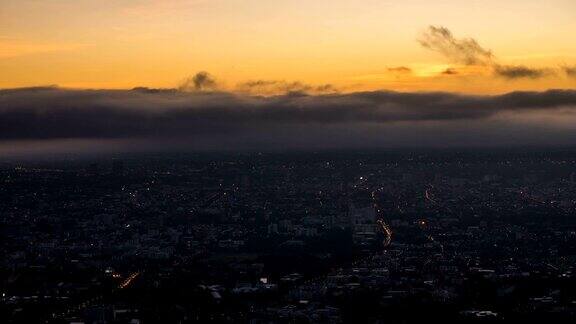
[2,87,576,152]
[236,80,338,95]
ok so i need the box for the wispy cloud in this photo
[418,26,563,80]
[418,26,494,66]
[387,66,413,74]
[494,65,552,79]
[563,65,576,78]
[441,68,458,75]
[178,71,218,92]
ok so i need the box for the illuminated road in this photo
[372,189,393,249]
[425,188,437,204]
[52,271,141,321]
[119,272,140,289]
[377,219,393,248]
[422,185,445,254]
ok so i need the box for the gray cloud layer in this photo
[1,87,576,151]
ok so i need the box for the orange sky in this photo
[1,0,575,93]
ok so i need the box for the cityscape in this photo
[3,149,576,323]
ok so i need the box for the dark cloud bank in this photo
[2,86,576,153]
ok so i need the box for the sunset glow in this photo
[2,0,575,93]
